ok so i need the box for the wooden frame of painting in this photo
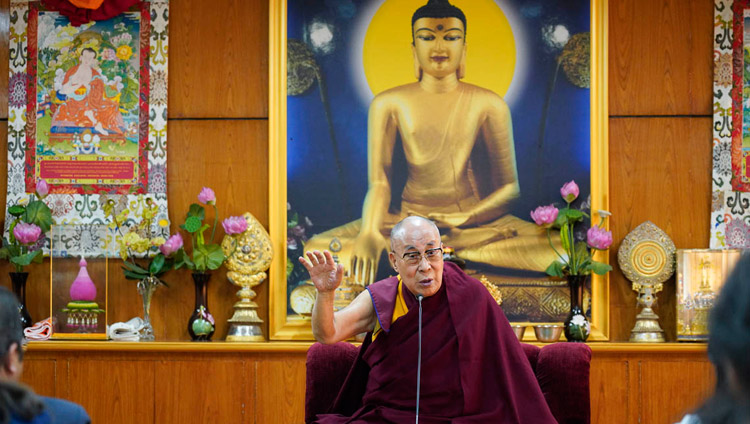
[269,0,610,341]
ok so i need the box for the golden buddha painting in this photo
[278,0,605,330]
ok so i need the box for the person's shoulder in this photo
[40,397,90,424]
[371,83,419,104]
[444,262,487,294]
[367,275,399,291]
[459,82,509,107]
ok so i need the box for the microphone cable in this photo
[415,294,424,424]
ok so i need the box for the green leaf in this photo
[203,244,226,270]
[123,261,149,274]
[122,268,148,280]
[560,225,572,253]
[575,241,589,261]
[0,247,8,260]
[563,208,584,221]
[3,244,21,258]
[187,203,205,221]
[288,212,299,228]
[553,213,568,228]
[11,250,42,267]
[149,254,166,274]
[174,249,195,270]
[590,261,613,275]
[193,246,209,271]
[545,261,565,278]
[23,201,53,233]
[8,205,26,217]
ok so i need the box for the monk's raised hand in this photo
[299,250,343,293]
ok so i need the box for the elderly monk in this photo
[304,0,557,285]
[300,216,557,423]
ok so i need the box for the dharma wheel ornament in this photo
[221,212,273,341]
[617,221,676,342]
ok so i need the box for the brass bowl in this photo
[533,324,564,343]
[511,325,527,341]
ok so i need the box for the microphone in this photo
[415,294,424,424]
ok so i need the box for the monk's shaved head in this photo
[390,216,440,251]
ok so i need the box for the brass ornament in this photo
[221,212,273,341]
[290,283,317,317]
[479,275,503,306]
[617,221,676,342]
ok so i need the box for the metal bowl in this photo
[533,324,564,343]
[511,325,527,341]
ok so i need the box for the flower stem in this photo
[546,229,566,264]
[210,204,218,243]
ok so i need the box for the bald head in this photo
[388,216,444,298]
[390,216,440,251]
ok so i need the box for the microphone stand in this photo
[415,294,424,424]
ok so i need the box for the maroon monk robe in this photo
[315,262,557,424]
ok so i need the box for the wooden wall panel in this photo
[640,360,714,424]
[168,0,269,118]
[255,355,307,424]
[609,0,713,115]
[155,359,252,423]
[66,359,155,423]
[20,359,57,397]
[609,117,712,341]
[152,119,269,341]
[589,359,632,424]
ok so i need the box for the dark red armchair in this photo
[305,341,592,424]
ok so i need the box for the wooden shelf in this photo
[25,339,707,354]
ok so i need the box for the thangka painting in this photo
[5,0,169,255]
[269,0,610,340]
[712,0,750,248]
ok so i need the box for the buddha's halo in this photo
[349,0,528,107]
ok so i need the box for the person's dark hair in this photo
[80,47,97,58]
[411,0,467,40]
[0,287,24,363]
[695,253,750,424]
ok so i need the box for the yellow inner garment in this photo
[372,276,409,341]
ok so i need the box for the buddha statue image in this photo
[302,0,558,285]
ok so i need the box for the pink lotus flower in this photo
[36,179,49,197]
[587,226,613,250]
[222,216,248,235]
[159,234,183,256]
[198,187,216,204]
[560,180,579,203]
[13,222,42,244]
[530,205,559,227]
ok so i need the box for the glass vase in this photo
[188,272,215,341]
[137,276,161,341]
[564,274,590,342]
[10,272,32,329]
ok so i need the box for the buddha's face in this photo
[80,50,97,68]
[389,221,444,298]
[412,17,465,79]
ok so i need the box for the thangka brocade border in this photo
[4,1,169,256]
